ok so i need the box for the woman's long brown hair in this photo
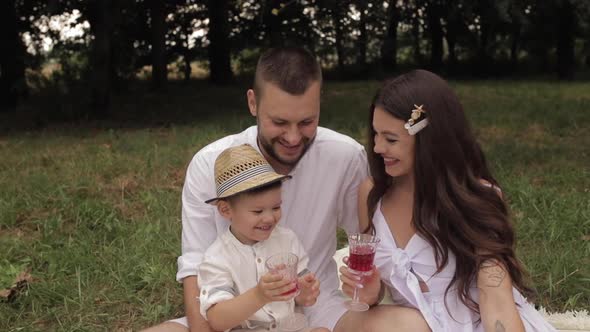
[365,70,535,313]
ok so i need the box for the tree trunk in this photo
[149,0,168,89]
[183,53,192,82]
[0,0,26,111]
[332,2,345,73]
[357,0,368,67]
[88,0,113,117]
[412,13,422,65]
[181,18,193,83]
[556,0,575,80]
[264,0,282,47]
[380,0,399,72]
[478,18,492,70]
[426,1,443,71]
[447,36,456,67]
[445,14,459,70]
[510,23,521,68]
[207,0,233,84]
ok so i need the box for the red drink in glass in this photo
[265,253,301,297]
[280,283,299,296]
[265,252,307,331]
[344,234,380,312]
[348,245,375,272]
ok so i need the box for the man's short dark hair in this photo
[254,47,322,100]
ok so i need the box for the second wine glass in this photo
[344,233,380,312]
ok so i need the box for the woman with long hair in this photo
[340,70,556,331]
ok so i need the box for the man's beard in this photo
[258,133,314,168]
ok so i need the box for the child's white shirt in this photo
[198,226,309,331]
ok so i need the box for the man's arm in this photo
[177,154,218,281]
[183,276,217,332]
[477,259,525,332]
[178,152,218,331]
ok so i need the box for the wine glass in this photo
[265,252,307,331]
[344,233,380,312]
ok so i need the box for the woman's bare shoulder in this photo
[359,177,374,197]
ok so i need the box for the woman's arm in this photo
[358,177,374,233]
[477,179,520,331]
[477,259,525,332]
[339,178,383,305]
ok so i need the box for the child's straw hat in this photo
[205,144,290,204]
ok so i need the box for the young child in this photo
[340,70,556,331]
[198,144,329,332]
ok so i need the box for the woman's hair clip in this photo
[404,104,429,135]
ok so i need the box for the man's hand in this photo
[339,264,382,305]
[256,272,298,304]
[295,273,320,306]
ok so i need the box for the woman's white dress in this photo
[372,200,557,332]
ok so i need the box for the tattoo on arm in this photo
[495,320,506,332]
[480,260,507,287]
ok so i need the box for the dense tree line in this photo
[1,0,589,113]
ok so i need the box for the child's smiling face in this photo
[218,186,283,245]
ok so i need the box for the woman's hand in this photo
[256,272,298,304]
[339,263,382,306]
[295,273,321,306]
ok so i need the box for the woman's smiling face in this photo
[372,106,416,178]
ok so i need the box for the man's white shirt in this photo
[177,125,369,296]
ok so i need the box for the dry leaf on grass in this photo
[0,289,11,298]
[0,270,33,302]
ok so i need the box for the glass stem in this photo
[352,275,362,303]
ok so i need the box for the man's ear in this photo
[247,89,257,117]
[217,200,232,219]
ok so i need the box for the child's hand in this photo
[339,264,382,305]
[295,273,320,306]
[256,272,298,304]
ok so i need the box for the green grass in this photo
[1,80,589,331]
